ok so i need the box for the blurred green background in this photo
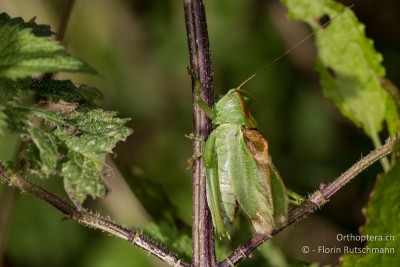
[0,0,399,266]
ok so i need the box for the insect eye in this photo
[318,14,331,29]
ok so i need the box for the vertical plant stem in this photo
[183,0,216,266]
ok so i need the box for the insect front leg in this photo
[195,87,216,121]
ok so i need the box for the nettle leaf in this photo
[3,106,32,133]
[54,109,132,207]
[0,20,95,79]
[281,0,396,139]
[3,105,131,207]
[26,127,59,177]
[30,108,66,125]
[341,159,400,266]
[3,107,60,177]
[0,12,53,37]
[0,78,30,104]
[30,79,103,105]
[4,106,64,134]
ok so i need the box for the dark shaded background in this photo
[0,0,399,266]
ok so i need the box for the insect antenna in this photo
[235,3,355,91]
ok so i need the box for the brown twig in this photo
[183,0,217,266]
[219,135,399,267]
[0,163,191,267]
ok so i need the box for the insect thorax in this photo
[214,89,257,128]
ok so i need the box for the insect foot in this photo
[184,133,204,141]
[186,152,203,170]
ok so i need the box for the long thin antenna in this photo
[236,4,355,90]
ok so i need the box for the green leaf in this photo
[0,12,53,37]
[1,76,129,207]
[4,106,65,133]
[26,127,59,177]
[2,107,61,177]
[30,107,66,125]
[3,106,31,133]
[54,109,132,207]
[340,159,400,267]
[281,0,391,139]
[0,78,30,104]
[30,79,103,105]
[0,23,95,79]
[381,79,400,136]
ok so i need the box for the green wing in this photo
[204,127,238,238]
[215,125,240,232]
[235,127,287,233]
[205,125,289,236]
[269,158,289,226]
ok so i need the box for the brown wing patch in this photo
[241,127,272,201]
[241,127,269,170]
